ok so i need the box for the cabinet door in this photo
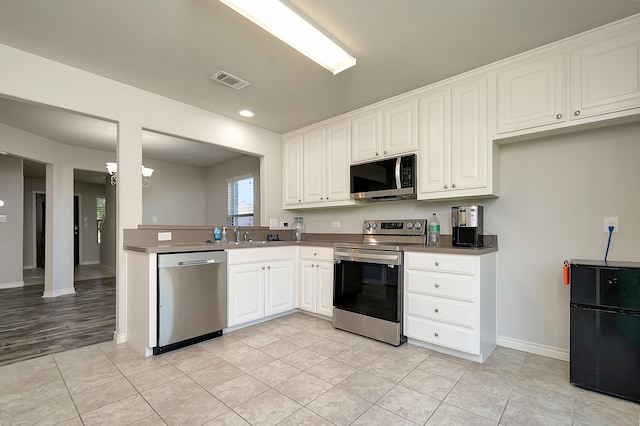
[283,135,304,206]
[351,111,381,163]
[383,99,418,156]
[303,128,325,203]
[418,89,450,195]
[450,77,488,191]
[227,264,265,327]
[571,30,640,120]
[325,121,351,202]
[265,260,296,316]
[299,260,316,313]
[315,261,334,317]
[496,53,566,133]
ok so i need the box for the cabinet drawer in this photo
[406,293,474,327]
[227,246,296,264]
[405,252,476,274]
[300,246,334,261]
[405,315,476,354]
[405,269,475,301]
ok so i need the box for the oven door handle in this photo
[334,252,401,265]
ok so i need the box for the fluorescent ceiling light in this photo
[239,109,254,118]
[219,0,356,75]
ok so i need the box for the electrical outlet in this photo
[157,232,172,241]
[604,217,619,233]
[332,221,341,228]
[269,218,278,227]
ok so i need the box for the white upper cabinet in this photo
[496,53,566,134]
[284,119,354,209]
[351,100,417,163]
[383,99,419,156]
[451,77,488,191]
[325,121,351,202]
[418,76,490,199]
[495,20,640,137]
[283,135,303,206]
[350,111,382,163]
[571,28,640,120]
[302,128,325,204]
[418,89,450,194]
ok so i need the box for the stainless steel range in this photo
[333,219,427,346]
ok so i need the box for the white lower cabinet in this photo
[227,247,296,327]
[299,247,334,318]
[404,251,496,363]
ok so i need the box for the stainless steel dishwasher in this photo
[154,251,227,354]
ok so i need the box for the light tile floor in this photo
[1,312,638,425]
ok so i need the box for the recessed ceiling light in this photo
[219,0,356,75]
[239,110,255,118]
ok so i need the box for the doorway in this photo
[35,192,45,269]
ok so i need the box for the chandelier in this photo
[105,162,155,187]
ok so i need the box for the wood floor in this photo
[0,276,116,367]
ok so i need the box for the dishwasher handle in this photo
[177,259,218,266]
[158,251,227,268]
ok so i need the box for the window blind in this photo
[227,176,254,226]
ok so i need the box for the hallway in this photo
[0,265,115,366]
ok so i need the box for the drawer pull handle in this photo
[434,308,439,313]
[434,332,439,337]
[435,262,439,266]
[435,283,440,288]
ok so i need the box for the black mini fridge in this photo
[570,260,640,403]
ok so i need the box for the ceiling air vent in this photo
[209,70,250,90]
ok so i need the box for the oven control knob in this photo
[415,222,422,229]
[371,223,378,229]
[364,223,371,230]
[407,222,414,229]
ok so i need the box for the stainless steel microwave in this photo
[350,154,416,201]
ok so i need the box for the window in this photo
[97,196,106,243]
[227,175,254,226]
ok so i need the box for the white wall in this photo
[141,158,207,225]
[205,155,261,227]
[0,155,23,287]
[486,122,640,355]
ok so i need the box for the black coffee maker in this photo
[452,205,484,247]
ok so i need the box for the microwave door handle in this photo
[395,157,402,189]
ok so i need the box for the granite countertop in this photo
[125,240,496,254]
[124,240,338,253]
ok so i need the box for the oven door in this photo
[333,248,402,323]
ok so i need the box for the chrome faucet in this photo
[233,227,240,243]
[243,231,250,242]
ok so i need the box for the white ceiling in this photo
[0,0,639,162]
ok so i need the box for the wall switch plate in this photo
[269,218,278,227]
[332,221,341,228]
[152,216,158,224]
[604,217,619,233]
[0,215,6,223]
[158,232,172,241]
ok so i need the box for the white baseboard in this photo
[497,335,569,361]
[0,281,25,289]
[42,287,76,298]
[113,331,127,344]
[23,264,35,270]
[79,261,100,266]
